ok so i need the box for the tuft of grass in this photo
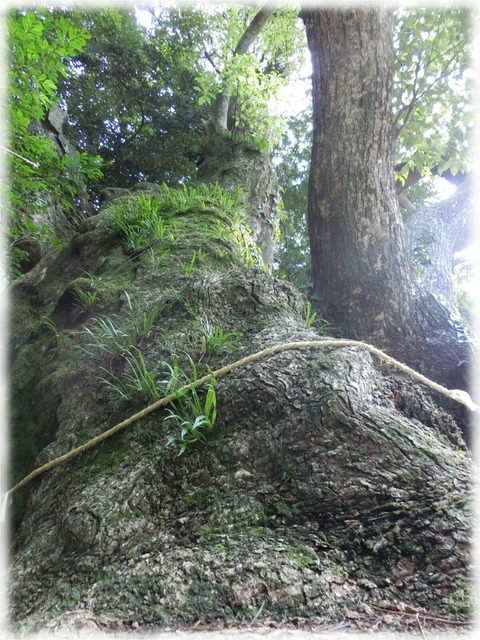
[69,271,100,312]
[80,316,133,357]
[79,293,160,359]
[196,314,241,355]
[123,291,159,340]
[99,348,161,401]
[40,316,69,349]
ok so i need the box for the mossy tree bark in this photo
[8,146,474,632]
[302,7,474,393]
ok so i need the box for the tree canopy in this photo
[3,3,474,290]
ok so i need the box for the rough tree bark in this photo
[7,147,474,634]
[302,7,474,392]
[6,6,474,634]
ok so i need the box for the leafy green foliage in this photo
[272,108,312,290]
[393,8,474,181]
[5,8,103,280]
[57,7,209,190]
[81,305,218,455]
[195,5,305,148]
[123,291,160,340]
[303,301,317,328]
[79,293,159,358]
[182,248,207,275]
[9,10,88,127]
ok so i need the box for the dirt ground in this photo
[17,608,475,640]
[26,628,476,640]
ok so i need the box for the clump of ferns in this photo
[105,183,245,253]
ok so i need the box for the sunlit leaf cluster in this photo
[393,7,474,182]
[5,9,103,279]
[195,3,305,148]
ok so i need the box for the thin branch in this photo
[213,4,276,133]
[234,5,276,56]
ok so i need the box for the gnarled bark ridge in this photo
[8,161,474,633]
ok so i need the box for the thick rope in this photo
[4,339,478,500]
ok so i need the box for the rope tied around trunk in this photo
[2,339,476,517]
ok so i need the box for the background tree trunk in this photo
[405,176,472,314]
[302,7,474,393]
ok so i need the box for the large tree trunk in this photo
[302,7,474,393]
[7,142,474,634]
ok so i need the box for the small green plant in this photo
[123,291,160,339]
[69,271,100,312]
[80,316,133,357]
[40,315,68,348]
[304,300,318,328]
[182,248,207,275]
[157,356,183,395]
[303,300,339,336]
[165,376,217,455]
[100,348,161,401]
[79,293,160,359]
[96,347,218,454]
[197,314,241,355]
[232,221,263,268]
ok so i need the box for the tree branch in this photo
[213,5,276,134]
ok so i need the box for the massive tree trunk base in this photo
[8,188,473,634]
